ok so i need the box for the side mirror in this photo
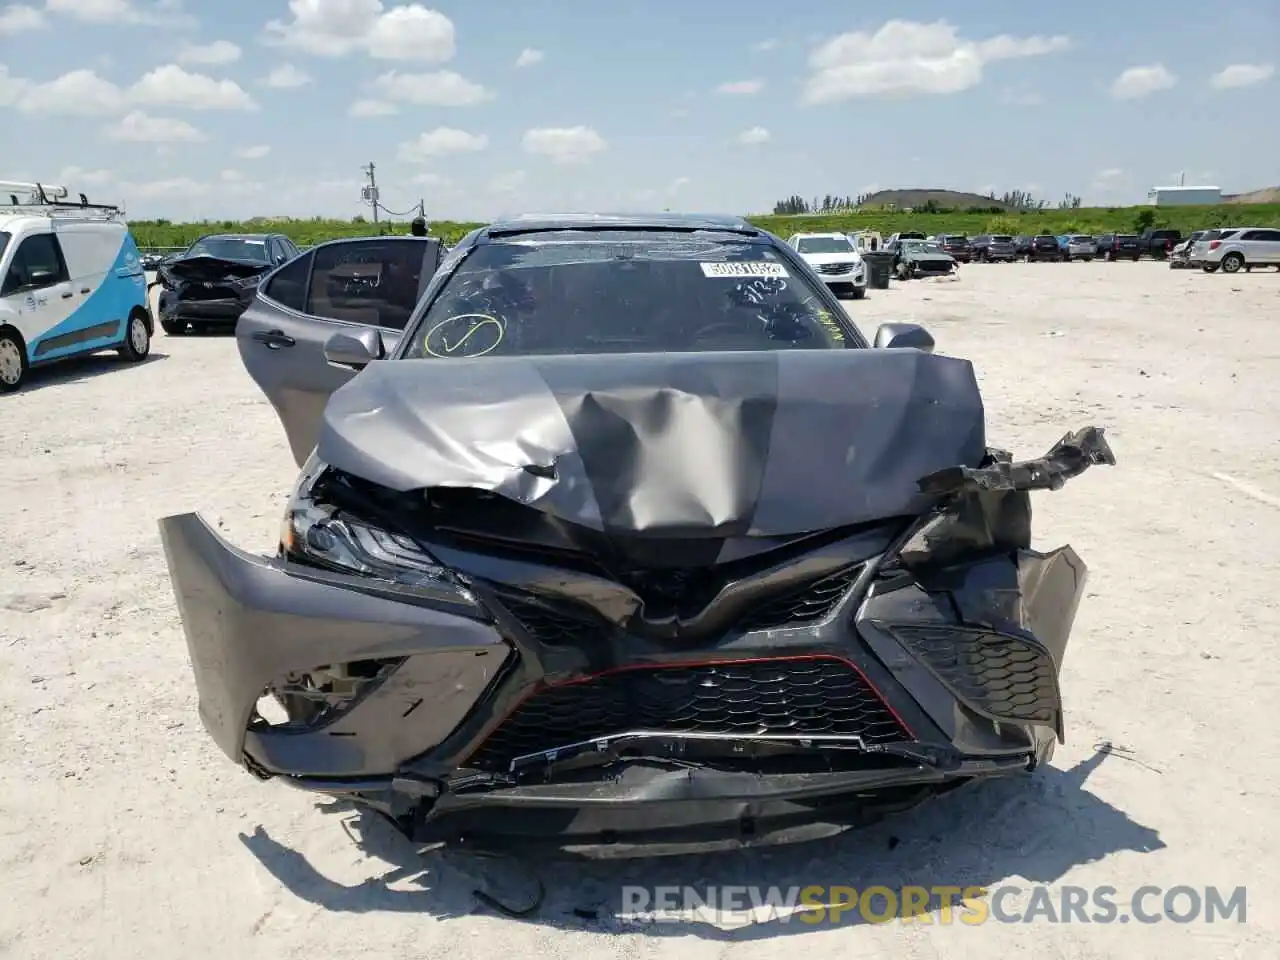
[874,322,935,353]
[27,268,55,286]
[324,328,385,370]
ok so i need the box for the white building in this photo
[1146,185,1222,206]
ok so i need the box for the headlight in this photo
[279,457,475,604]
[233,274,263,289]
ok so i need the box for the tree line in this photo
[772,190,1084,216]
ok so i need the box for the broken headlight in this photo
[279,456,475,604]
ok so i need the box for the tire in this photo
[161,318,186,336]
[1203,263,1219,273]
[0,326,29,394]
[1084,257,1094,262]
[1221,253,1245,274]
[118,308,151,362]
[1062,253,1071,263]
[851,286,866,300]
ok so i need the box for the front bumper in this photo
[159,511,1087,842]
[157,290,255,322]
[816,266,867,288]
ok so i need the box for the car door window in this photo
[1,232,69,296]
[305,239,437,330]
[261,251,312,312]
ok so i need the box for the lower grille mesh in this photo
[467,657,907,772]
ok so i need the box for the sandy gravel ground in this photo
[1,262,1278,959]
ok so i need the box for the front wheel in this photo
[0,327,29,393]
[851,285,866,300]
[1221,253,1245,274]
[1203,263,1220,273]
[161,318,186,336]
[118,309,151,362]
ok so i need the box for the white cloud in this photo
[219,169,263,194]
[44,0,190,26]
[0,3,45,33]
[715,79,764,95]
[105,110,206,143]
[0,65,27,106]
[234,144,271,159]
[803,19,1070,103]
[522,126,606,163]
[1209,63,1274,90]
[349,98,397,116]
[262,63,311,88]
[488,170,525,193]
[737,126,771,144]
[1110,64,1176,100]
[56,165,113,188]
[398,127,488,161]
[411,172,451,190]
[17,69,124,115]
[668,176,690,195]
[265,0,456,62]
[514,47,544,67]
[368,69,492,106]
[177,40,241,65]
[118,176,210,199]
[130,64,257,110]
[751,38,777,52]
[998,88,1042,106]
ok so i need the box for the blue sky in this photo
[3,0,1276,221]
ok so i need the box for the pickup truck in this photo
[1095,234,1142,261]
[1138,229,1182,259]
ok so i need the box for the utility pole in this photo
[360,162,379,224]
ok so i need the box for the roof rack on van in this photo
[0,179,124,220]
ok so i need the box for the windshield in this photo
[944,236,967,243]
[184,236,271,263]
[992,235,1014,243]
[402,230,861,359]
[1071,236,1094,242]
[905,241,945,255]
[796,236,854,254]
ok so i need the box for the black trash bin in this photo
[862,251,894,290]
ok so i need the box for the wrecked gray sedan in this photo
[159,213,1115,848]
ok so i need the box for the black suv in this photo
[935,235,972,262]
[1095,234,1142,261]
[1022,235,1062,262]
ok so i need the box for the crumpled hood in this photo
[316,349,987,537]
[162,255,271,283]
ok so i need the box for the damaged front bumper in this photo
[159,424,1113,844]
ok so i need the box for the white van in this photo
[0,180,151,393]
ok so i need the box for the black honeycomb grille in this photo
[890,625,1060,727]
[739,565,863,631]
[467,657,907,772]
[495,592,598,647]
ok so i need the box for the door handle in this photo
[252,329,296,349]
[61,291,73,299]
[80,287,91,294]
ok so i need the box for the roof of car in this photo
[792,232,850,240]
[198,233,275,240]
[483,212,759,237]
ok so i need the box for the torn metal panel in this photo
[315,349,988,537]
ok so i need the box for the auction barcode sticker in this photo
[699,261,789,278]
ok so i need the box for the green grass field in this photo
[130,204,1280,249]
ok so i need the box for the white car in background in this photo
[786,232,867,299]
[1195,227,1280,274]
